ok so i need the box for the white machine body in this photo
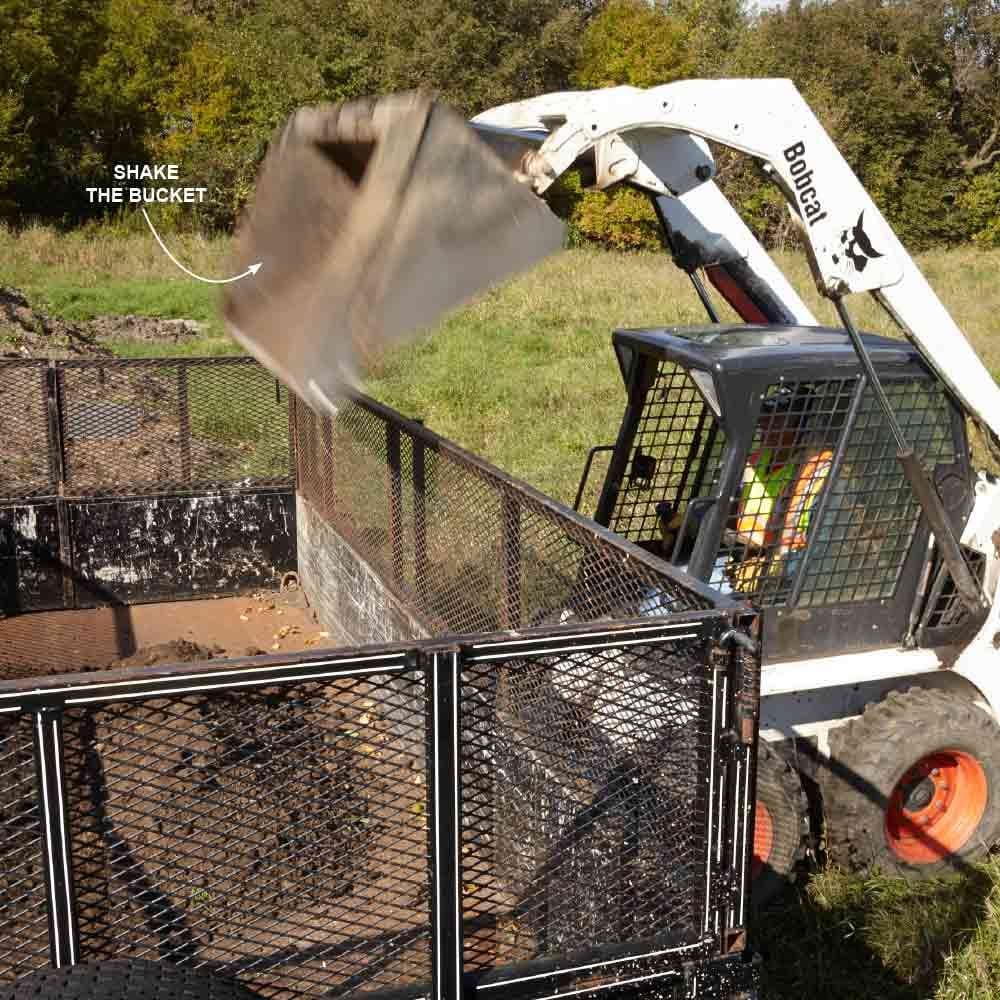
[473,80,1000,754]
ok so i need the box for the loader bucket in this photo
[223,93,565,411]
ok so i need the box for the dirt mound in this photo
[86,314,203,343]
[1,286,110,358]
[112,639,224,668]
[0,286,202,359]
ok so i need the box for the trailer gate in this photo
[0,612,756,999]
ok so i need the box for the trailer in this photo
[0,357,760,1000]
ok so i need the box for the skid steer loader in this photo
[224,80,1000,904]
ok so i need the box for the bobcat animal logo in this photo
[835,210,884,272]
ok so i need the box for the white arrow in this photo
[142,209,262,284]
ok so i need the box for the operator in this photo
[640,385,832,610]
[728,384,833,594]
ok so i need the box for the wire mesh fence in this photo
[0,614,758,1000]
[0,358,296,614]
[0,362,54,500]
[293,394,727,639]
[460,626,713,978]
[0,716,50,983]
[62,668,431,998]
[0,358,294,502]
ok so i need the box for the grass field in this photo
[0,224,237,354]
[4,224,1000,997]
[8,225,1000,501]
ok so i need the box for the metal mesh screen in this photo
[706,377,955,607]
[0,362,54,501]
[459,630,712,976]
[709,378,856,606]
[56,359,293,497]
[793,378,955,607]
[0,716,50,981]
[1,357,297,616]
[61,671,431,998]
[608,364,726,550]
[294,395,719,637]
[919,547,987,637]
[0,615,754,999]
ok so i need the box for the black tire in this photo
[751,740,810,907]
[822,686,1000,878]
[1,959,266,1000]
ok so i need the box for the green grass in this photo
[365,244,1000,505]
[4,224,1000,996]
[186,365,292,480]
[756,862,1000,999]
[0,223,233,351]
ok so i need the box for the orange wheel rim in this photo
[884,750,988,864]
[752,800,774,879]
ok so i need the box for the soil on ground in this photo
[110,638,224,667]
[0,286,201,359]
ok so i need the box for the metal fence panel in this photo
[56,358,293,498]
[0,650,428,999]
[0,361,55,502]
[459,622,717,992]
[0,612,758,1000]
[0,358,297,614]
[294,395,729,639]
[0,715,51,981]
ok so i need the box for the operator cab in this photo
[584,324,984,662]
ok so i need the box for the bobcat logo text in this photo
[783,141,828,228]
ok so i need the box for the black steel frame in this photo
[0,612,759,1000]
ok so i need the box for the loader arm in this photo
[471,117,817,327]
[472,79,1000,445]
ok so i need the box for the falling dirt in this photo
[0,286,202,359]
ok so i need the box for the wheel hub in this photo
[884,749,988,865]
[901,775,935,812]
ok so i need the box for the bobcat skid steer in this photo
[224,80,1000,905]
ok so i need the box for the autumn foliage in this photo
[2,0,999,247]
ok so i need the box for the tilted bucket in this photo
[223,94,564,410]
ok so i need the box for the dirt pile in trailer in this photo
[0,286,201,357]
[0,595,323,679]
[110,639,224,667]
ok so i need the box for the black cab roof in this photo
[612,324,921,382]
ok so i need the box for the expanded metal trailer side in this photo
[0,358,296,616]
[0,614,759,1000]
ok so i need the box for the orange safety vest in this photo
[735,449,833,551]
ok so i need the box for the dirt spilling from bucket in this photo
[0,286,202,358]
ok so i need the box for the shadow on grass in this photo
[752,861,999,1000]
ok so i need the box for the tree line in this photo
[3,0,999,249]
